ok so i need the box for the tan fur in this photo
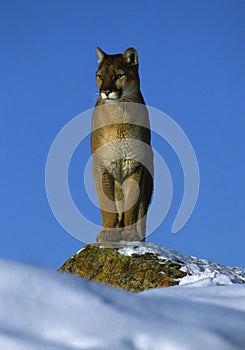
[91,47,153,242]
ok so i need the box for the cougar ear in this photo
[96,47,107,65]
[123,47,138,66]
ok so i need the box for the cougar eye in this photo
[115,74,124,80]
[97,74,104,80]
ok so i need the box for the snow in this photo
[1,257,245,350]
[117,241,245,285]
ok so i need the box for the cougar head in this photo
[95,47,140,103]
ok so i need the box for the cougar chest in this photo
[105,124,141,183]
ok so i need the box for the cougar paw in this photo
[121,228,143,242]
[96,229,122,242]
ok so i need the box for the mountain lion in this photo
[91,47,153,242]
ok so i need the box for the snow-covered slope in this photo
[0,258,245,350]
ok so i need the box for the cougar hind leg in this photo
[136,167,154,241]
[137,202,147,241]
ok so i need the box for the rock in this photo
[59,241,245,292]
[59,242,187,292]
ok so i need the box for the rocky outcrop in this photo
[59,242,186,292]
[59,242,245,292]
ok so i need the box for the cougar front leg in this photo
[92,164,122,242]
[121,168,142,241]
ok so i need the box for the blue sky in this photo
[1,0,244,269]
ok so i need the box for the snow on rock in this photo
[118,242,245,286]
[0,258,245,350]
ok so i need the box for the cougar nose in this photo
[103,89,111,96]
